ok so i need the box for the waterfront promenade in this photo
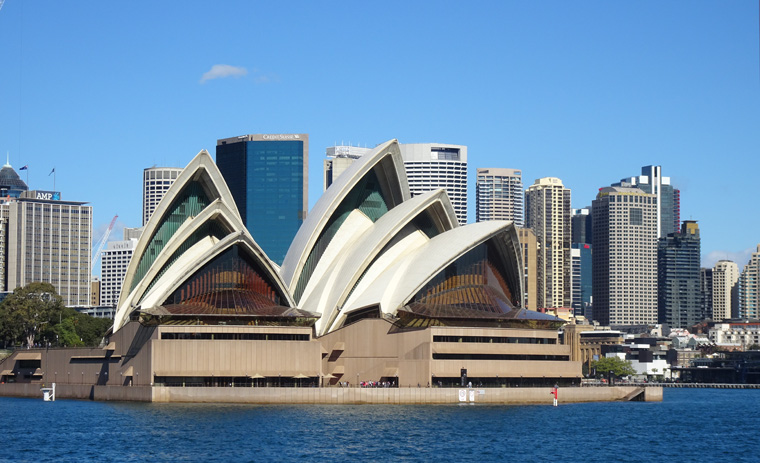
[0,383,662,404]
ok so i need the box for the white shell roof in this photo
[279,139,410,293]
[299,189,459,336]
[342,221,522,318]
[113,150,291,333]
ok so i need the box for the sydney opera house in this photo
[2,140,582,393]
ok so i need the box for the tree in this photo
[53,307,111,347]
[0,282,64,347]
[591,356,636,379]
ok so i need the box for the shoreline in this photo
[0,384,662,404]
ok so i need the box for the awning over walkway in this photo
[15,352,42,361]
[382,367,399,377]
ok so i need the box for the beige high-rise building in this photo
[476,168,523,226]
[524,177,571,309]
[143,167,182,226]
[7,191,92,306]
[0,205,8,292]
[713,260,740,321]
[323,145,371,191]
[739,245,760,320]
[592,186,658,325]
[90,277,100,306]
[518,227,538,310]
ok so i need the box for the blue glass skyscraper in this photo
[216,134,308,265]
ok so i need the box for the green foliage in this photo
[54,316,84,347]
[0,282,64,347]
[591,356,636,378]
[0,283,111,348]
[53,307,111,347]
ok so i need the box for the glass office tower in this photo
[657,221,702,328]
[216,134,308,265]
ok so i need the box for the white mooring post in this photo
[41,383,56,402]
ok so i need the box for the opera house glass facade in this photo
[1,140,580,394]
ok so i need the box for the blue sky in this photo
[1,1,758,273]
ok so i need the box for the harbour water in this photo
[2,388,759,462]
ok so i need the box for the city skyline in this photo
[0,1,758,268]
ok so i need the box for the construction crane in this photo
[92,215,118,269]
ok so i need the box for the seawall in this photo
[0,384,661,404]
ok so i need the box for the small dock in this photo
[648,383,760,389]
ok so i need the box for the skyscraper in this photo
[399,143,467,225]
[323,145,371,191]
[0,205,7,292]
[216,134,308,265]
[615,165,679,238]
[6,190,92,306]
[143,167,182,226]
[571,243,593,319]
[712,260,739,322]
[475,168,523,226]
[525,177,571,309]
[517,227,538,310]
[571,207,593,319]
[739,245,760,319]
[657,221,702,328]
[100,238,138,307]
[571,207,592,245]
[592,186,658,325]
[700,268,714,320]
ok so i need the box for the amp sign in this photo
[35,191,61,201]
